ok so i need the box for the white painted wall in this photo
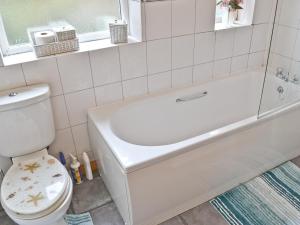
[0,0,275,162]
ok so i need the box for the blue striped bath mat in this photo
[210,162,300,225]
[64,212,94,225]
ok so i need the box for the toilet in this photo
[0,84,73,225]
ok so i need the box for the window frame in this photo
[0,0,123,56]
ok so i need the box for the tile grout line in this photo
[88,199,114,214]
[87,51,98,107]
[144,21,270,41]
[54,57,77,157]
[20,63,28,86]
[246,25,255,69]
[117,46,125,100]
[178,215,189,225]
[191,0,197,83]
[211,29,217,80]
[143,2,150,94]
[170,0,173,88]
[228,28,239,76]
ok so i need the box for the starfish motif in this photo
[27,192,44,207]
[6,192,16,200]
[47,159,56,165]
[25,186,33,191]
[53,173,62,178]
[24,162,40,173]
[21,177,31,182]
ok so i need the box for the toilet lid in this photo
[1,154,69,215]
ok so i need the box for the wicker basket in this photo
[28,27,79,57]
[109,21,128,44]
[33,39,79,57]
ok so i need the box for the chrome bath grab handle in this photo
[176,91,208,103]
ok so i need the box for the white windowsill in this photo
[214,22,252,31]
[2,36,141,66]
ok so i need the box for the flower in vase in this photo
[217,0,243,11]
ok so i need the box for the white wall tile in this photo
[289,60,300,79]
[89,48,121,87]
[145,1,172,40]
[273,25,297,58]
[95,82,123,105]
[65,88,96,126]
[0,64,25,91]
[269,53,291,73]
[148,71,172,93]
[251,24,269,52]
[172,67,193,88]
[49,128,76,156]
[195,0,216,33]
[234,26,252,56]
[213,58,231,79]
[51,95,70,130]
[172,35,194,69]
[274,0,282,24]
[248,51,266,69]
[231,55,249,74]
[215,30,235,60]
[172,0,196,36]
[279,0,300,28]
[22,58,63,96]
[270,24,278,53]
[57,52,93,93]
[147,39,172,74]
[293,31,300,61]
[72,123,91,155]
[193,62,213,84]
[123,77,148,98]
[194,32,215,64]
[119,42,147,80]
[253,0,274,24]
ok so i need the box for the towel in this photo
[64,212,94,225]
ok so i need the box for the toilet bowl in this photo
[0,84,73,225]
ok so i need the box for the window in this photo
[215,1,224,24]
[0,0,121,55]
[215,0,256,30]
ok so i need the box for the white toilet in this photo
[0,84,73,225]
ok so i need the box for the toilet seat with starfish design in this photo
[0,150,69,216]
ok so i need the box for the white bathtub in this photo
[88,71,300,225]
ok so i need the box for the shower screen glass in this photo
[259,0,300,116]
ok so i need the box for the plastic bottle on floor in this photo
[70,154,82,184]
[83,152,93,181]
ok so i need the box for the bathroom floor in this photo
[1,156,300,225]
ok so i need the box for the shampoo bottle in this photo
[70,154,82,184]
[83,152,93,181]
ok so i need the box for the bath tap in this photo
[277,86,284,94]
[275,67,289,82]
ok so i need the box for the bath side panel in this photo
[88,120,132,225]
[126,107,300,225]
